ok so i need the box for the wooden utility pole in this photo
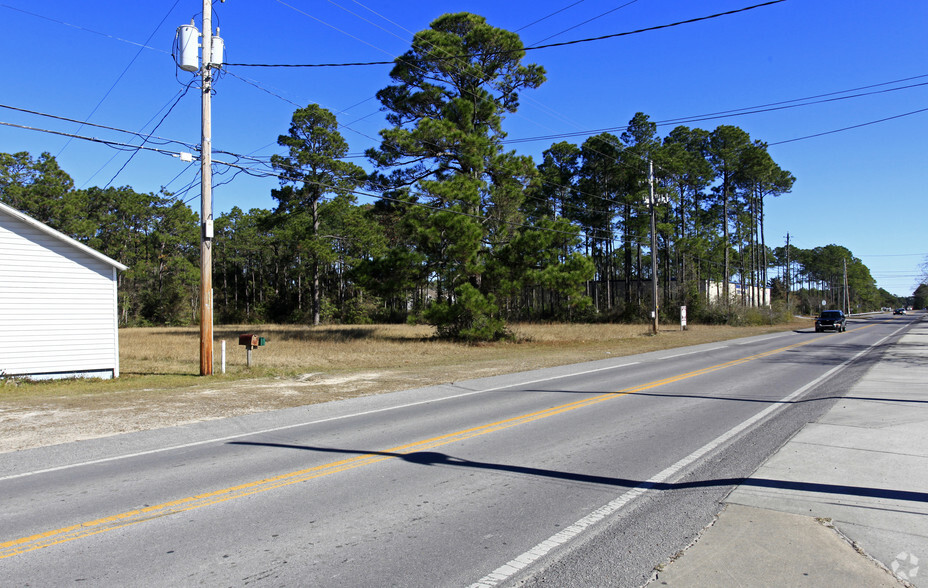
[785,233,791,309]
[199,0,214,375]
[843,257,850,315]
[649,160,659,335]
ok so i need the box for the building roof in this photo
[0,201,128,271]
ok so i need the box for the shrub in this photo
[424,283,511,342]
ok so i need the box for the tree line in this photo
[0,13,902,336]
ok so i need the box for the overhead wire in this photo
[322,0,414,46]
[0,3,171,55]
[296,0,574,170]
[0,109,592,240]
[0,103,198,150]
[222,0,798,207]
[655,73,928,126]
[527,0,641,47]
[267,0,512,174]
[501,78,928,145]
[273,0,398,60]
[103,79,197,188]
[225,0,922,225]
[0,120,186,158]
[80,83,201,188]
[7,77,920,237]
[239,0,772,241]
[767,106,928,146]
[224,1,787,67]
[55,0,184,158]
[0,4,719,249]
[515,0,589,32]
[9,0,915,251]
[162,160,198,193]
[0,111,770,245]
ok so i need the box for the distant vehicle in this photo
[894,308,907,315]
[815,310,847,332]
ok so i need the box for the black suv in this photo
[815,310,847,332]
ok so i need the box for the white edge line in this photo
[0,361,641,482]
[734,332,791,345]
[661,346,726,359]
[468,323,908,587]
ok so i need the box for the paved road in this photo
[0,313,914,586]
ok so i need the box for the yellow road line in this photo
[0,330,862,558]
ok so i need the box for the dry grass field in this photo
[0,320,810,452]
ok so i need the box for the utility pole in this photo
[177,2,223,375]
[649,160,659,335]
[843,257,850,315]
[199,0,214,376]
[785,233,791,309]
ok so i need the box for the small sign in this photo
[681,306,687,330]
[821,299,827,306]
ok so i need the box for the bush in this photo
[424,283,511,342]
[693,301,792,326]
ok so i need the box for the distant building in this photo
[0,202,127,380]
[701,280,771,307]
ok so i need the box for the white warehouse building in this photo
[0,202,127,380]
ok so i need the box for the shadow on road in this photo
[228,441,928,504]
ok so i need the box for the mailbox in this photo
[238,334,266,349]
[238,334,266,368]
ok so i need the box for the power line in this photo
[104,80,197,188]
[858,253,928,257]
[0,120,186,158]
[502,77,928,145]
[250,0,653,190]
[768,106,928,146]
[0,3,171,55]
[273,0,398,61]
[527,0,641,47]
[163,160,198,193]
[0,105,614,241]
[55,0,183,158]
[655,74,928,126]
[223,70,302,109]
[80,84,201,189]
[0,102,370,168]
[0,116,741,245]
[322,0,412,46]
[0,103,198,150]
[225,1,786,68]
[516,0,589,32]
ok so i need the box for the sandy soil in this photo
[0,366,503,453]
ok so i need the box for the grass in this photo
[119,320,808,378]
[0,319,810,452]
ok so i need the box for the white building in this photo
[0,202,127,380]
[701,280,772,307]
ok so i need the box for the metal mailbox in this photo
[238,334,266,368]
[238,334,266,348]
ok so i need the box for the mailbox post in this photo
[238,334,266,367]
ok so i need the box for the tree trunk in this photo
[312,196,321,326]
[722,174,730,305]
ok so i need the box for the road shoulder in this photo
[650,319,928,587]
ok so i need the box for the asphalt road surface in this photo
[0,313,916,587]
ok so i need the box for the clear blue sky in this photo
[1,0,925,296]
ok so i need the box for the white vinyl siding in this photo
[0,209,122,379]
